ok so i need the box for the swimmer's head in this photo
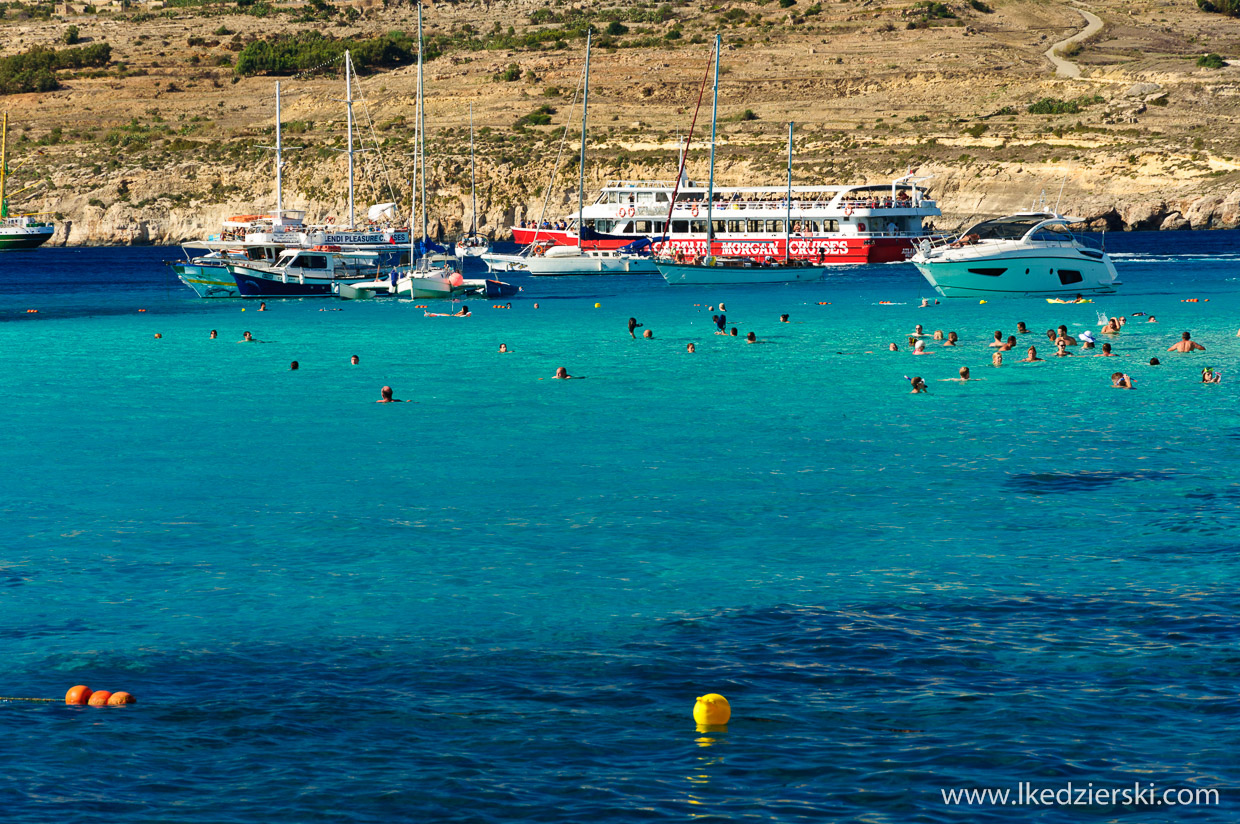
[746,331,756,342]
[243,331,253,340]
[914,340,925,352]
[959,366,970,379]
[889,343,898,351]
[780,314,789,323]
[290,361,299,370]
[210,330,217,338]
[1182,331,1192,340]
[1017,322,1028,333]
[380,385,393,400]
[1150,357,1161,365]
[643,329,653,339]
[554,366,568,379]
[730,328,738,336]
[351,355,359,364]
[948,331,958,342]
[154,333,162,339]
[687,343,695,353]
[498,344,508,353]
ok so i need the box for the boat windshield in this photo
[963,216,1063,241]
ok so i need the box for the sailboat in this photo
[0,112,55,251]
[482,31,657,277]
[454,103,491,258]
[654,36,826,286]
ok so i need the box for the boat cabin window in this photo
[1031,225,1074,243]
[726,220,745,233]
[634,220,654,234]
[297,255,328,270]
[1057,269,1083,285]
[672,220,689,233]
[655,192,670,203]
[690,220,707,233]
[966,216,1061,241]
[637,191,655,204]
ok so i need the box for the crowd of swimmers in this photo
[900,311,1215,393]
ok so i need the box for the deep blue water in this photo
[1,233,1239,822]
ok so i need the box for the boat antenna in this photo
[785,120,793,264]
[1054,168,1070,215]
[1,112,7,220]
[576,29,591,248]
[657,42,714,252]
[526,41,586,254]
[258,83,302,228]
[705,32,720,263]
[346,52,355,230]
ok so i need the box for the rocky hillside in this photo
[2,0,1240,244]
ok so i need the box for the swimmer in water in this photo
[1101,317,1121,335]
[553,366,579,379]
[989,330,1004,348]
[1056,325,1077,346]
[643,329,653,339]
[498,344,508,353]
[351,355,360,364]
[1149,357,1161,366]
[907,336,917,347]
[290,361,299,370]
[1045,329,1058,344]
[1054,341,1073,357]
[154,333,162,339]
[239,331,255,342]
[1016,322,1028,334]
[1111,372,1134,389]
[1079,331,1096,350]
[258,302,267,311]
[780,314,790,323]
[629,317,643,338]
[454,305,471,317]
[533,303,539,309]
[1097,342,1117,357]
[889,343,899,351]
[942,366,977,382]
[377,385,403,403]
[908,375,928,394]
[913,340,933,355]
[687,343,696,353]
[944,331,958,347]
[1148,315,1157,323]
[912,324,926,337]
[1001,335,1017,351]
[1167,331,1205,352]
[933,329,944,341]
[1202,367,1221,384]
[746,331,758,343]
[1021,346,1043,363]
[730,328,738,337]
[919,298,931,308]
[209,329,218,339]
[992,351,1003,367]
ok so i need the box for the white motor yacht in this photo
[911,212,1120,298]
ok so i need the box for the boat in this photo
[0,112,55,251]
[454,103,492,258]
[226,246,385,297]
[910,212,1121,298]
[173,77,408,297]
[654,38,827,286]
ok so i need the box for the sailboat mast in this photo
[1,112,7,220]
[706,34,720,259]
[275,82,283,220]
[785,121,792,264]
[469,102,476,236]
[345,52,355,230]
[577,29,591,245]
[417,3,427,241]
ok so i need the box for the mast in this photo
[577,29,591,246]
[417,3,427,241]
[469,102,476,237]
[785,121,793,264]
[705,33,720,261]
[275,82,284,221]
[345,51,355,230]
[1,112,7,220]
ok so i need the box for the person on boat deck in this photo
[1021,346,1043,362]
[1168,331,1205,352]
[377,386,403,403]
[453,305,471,317]
[886,221,898,234]
[629,317,644,339]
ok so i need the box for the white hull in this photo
[482,251,657,275]
[656,260,826,285]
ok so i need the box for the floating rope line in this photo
[0,696,55,703]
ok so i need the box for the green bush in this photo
[605,21,629,35]
[964,123,988,137]
[779,0,796,7]
[968,0,993,12]
[1027,95,1103,115]
[234,31,416,76]
[515,104,556,128]
[62,25,79,45]
[495,62,522,81]
[0,42,111,95]
[1197,52,1227,68]
[1198,0,1240,16]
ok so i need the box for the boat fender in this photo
[857,222,866,233]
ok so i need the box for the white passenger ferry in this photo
[511,175,940,264]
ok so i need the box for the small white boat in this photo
[911,212,1120,298]
[454,234,492,257]
[482,242,656,275]
[393,252,465,298]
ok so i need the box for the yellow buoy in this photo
[979,300,987,304]
[693,693,731,726]
[595,302,601,308]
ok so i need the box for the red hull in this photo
[510,228,914,263]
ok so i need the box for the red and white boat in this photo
[510,174,940,264]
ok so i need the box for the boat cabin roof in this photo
[963,212,1081,242]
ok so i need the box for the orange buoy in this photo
[87,690,113,706]
[65,685,93,705]
[107,691,135,706]
[138,309,147,312]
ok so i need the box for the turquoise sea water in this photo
[1,235,1238,822]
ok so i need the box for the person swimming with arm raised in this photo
[906,375,928,393]
[1111,372,1134,389]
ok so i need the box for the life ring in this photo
[326,216,335,224]
[617,207,626,218]
[691,205,700,217]
[857,222,866,233]
[844,206,854,217]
